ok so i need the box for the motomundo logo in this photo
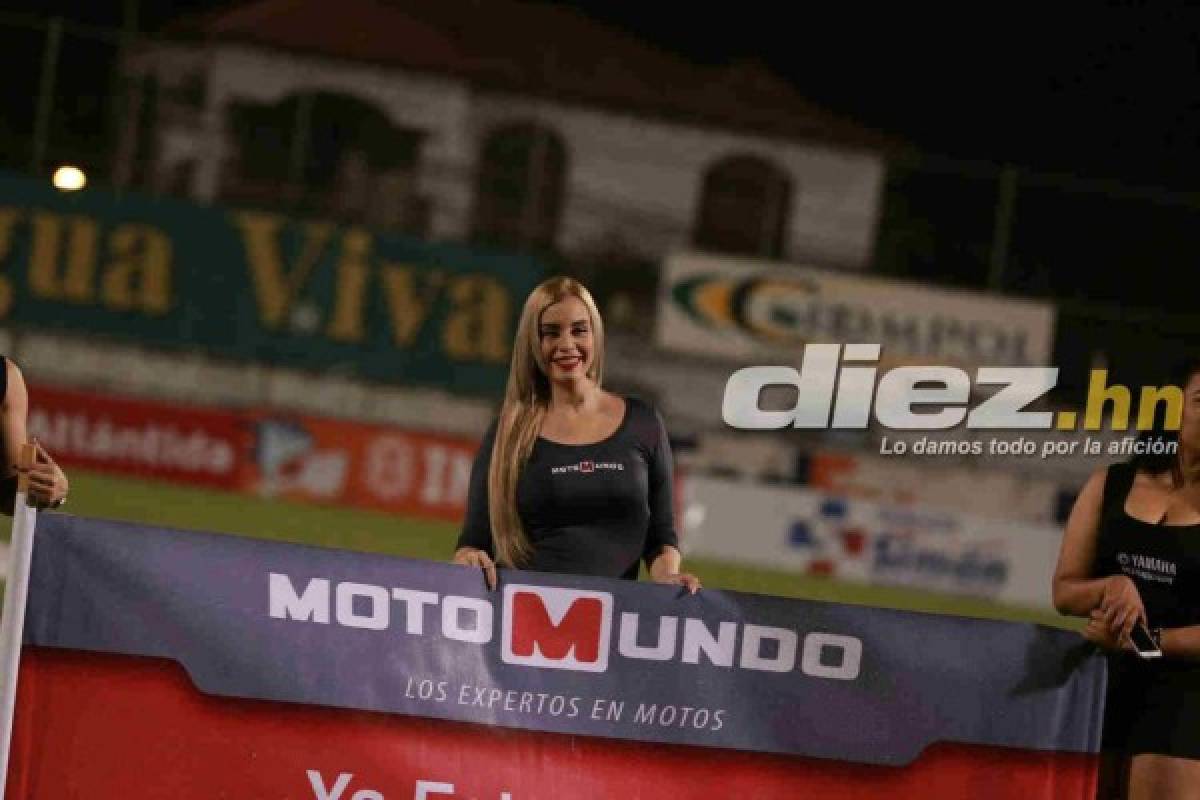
[268,575,863,680]
[723,344,1184,432]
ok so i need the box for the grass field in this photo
[5,468,1076,630]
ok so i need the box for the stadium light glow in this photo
[52,165,86,191]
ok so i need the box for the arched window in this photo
[471,123,567,251]
[223,90,425,230]
[693,155,792,258]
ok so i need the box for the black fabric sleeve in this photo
[643,404,680,566]
[456,419,498,557]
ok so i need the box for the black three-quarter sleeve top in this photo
[456,396,679,580]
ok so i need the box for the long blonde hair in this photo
[488,276,605,567]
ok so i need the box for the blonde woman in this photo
[453,277,700,593]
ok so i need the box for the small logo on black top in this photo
[550,460,625,475]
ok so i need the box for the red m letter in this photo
[510,592,603,663]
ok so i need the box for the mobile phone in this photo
[1129,622,1162,659]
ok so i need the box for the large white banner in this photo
[681,475,1064,610]
[657,252,1057,372]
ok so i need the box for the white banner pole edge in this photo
[0,444,39,799]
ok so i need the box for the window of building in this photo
[222,90,425,232]
[693,155,792,259]
[471,122,567,251]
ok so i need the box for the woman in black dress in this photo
[453,276,700,593]
[0,355,68,512]
[1053,357,1200,798]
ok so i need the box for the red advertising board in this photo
[239,412,478,522]
[26,384,247,491]
[26,383,482,522]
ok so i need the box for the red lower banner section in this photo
[9,648,1098,799]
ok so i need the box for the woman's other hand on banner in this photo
[454,546,498,590]
[650,546,701,594]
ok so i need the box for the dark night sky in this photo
[557,2,1200,191]
[10,0,1200,189]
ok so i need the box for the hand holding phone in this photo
[1129,622,1162,659]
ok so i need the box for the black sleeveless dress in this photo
[1091,461,1200,758]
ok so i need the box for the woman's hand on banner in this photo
[454,547,497,590]
[649,547,701,594]
[652,570,702,594]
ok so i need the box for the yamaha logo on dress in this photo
[1118,551,1177,585]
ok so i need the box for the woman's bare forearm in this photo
[1053,576,1109,617]
[1160,626,1200,661]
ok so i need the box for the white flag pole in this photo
[0,443,39,798]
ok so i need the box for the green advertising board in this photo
[0,173,546,396]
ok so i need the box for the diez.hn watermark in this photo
[721,344,1182,459]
